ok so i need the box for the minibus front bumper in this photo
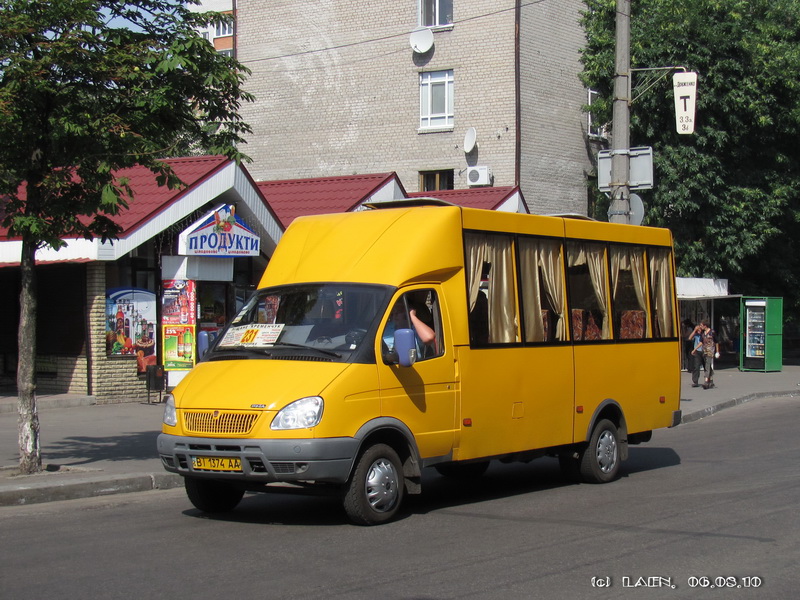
[157,433,359,484]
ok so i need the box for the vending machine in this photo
[740,297,783,372]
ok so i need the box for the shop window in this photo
[519,237,566,343]
[465,232,517,345]
[566,241,610,341]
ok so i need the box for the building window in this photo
[218,49,234,58]
[587,89,608,139]
[420,70,454,130]
[215,20,234,38]
[420,0,453,27]
[420,170,454,191]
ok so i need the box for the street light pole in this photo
[608,0,631,224]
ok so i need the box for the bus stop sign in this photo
[673,72,698,134]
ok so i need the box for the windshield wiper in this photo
[212,345,273,357]
[270,342,342,358]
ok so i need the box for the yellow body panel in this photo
[259,206,465,287]
[454,345,575,460]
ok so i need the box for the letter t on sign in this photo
[672,71,698,134]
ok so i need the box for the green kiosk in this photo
[740,297,783,372]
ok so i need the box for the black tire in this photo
[343,443,404,526]
[579,419,620,483]
[184,477,245,513]
[435,461,490,479]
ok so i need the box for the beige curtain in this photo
[519,240,544,342]
[610,246,650,335]
[520,238,566,342]
[465,233,517,343]
[568,242,610,339]
[649,247,675,337]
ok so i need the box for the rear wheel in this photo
[579,419,620,483]
[343,443,404,526]
[184,477,245,513]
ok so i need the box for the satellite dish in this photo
[409,27,434,54]
[463,127,477,153]
[629,193,645,226]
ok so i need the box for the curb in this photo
[680,390,798,424]
[0,395,98,414]
[0,472,183,507]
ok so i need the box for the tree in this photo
[0,0,254,474]
[581,0,800,316]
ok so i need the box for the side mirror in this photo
[198,330,209,358]
[394,328,417,367]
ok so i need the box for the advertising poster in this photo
[106,288,157,373]
[162,279,196,325]
[163,325,196,370]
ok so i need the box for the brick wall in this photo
[86,263,150,403]
[237,1,517,192]
[236,0,590,214]
[518,0,591,214]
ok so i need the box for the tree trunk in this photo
[18,238,41,474]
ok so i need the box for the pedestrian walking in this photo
[700,319,721,389]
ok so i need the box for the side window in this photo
[382,289,443,363]
[566,241,611,341]
[465,232,518,345]
[648,247,676,338]
[519,237,566,343]
[610,245,649,339]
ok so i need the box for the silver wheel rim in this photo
[364,458,399,513]
[596,429,618,473]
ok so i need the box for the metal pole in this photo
[608,0,631,224]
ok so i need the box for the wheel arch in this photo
[583,399,629,461]
[352,417,423,494]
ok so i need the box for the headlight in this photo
[271,396,324,430]
[163,394,177,427]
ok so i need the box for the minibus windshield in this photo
[212,283,391,361]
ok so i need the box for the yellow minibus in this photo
[158,201,681,525]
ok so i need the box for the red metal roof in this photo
[256,173,403,228]
[408,186,526,211]
[1,155,230,239]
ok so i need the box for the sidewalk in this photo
[1,365,798,507]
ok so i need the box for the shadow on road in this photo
[182,446,682,527]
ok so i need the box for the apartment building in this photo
[232,0,592,215]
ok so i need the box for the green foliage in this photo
[0,0,254,249]
[581,0,800,317]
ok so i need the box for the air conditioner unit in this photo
[467,166,492,187]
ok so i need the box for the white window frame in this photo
[419,0,453,28]
[215,21,234,38]
[588,89,608,140]
[419,70,454,130]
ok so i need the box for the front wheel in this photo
[343,443,404,525]
[184,477,245,513]
[579,419,620,483]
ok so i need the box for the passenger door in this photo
[376,287,457,460]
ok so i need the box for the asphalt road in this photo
[1,395,797,600]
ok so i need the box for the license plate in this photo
[191,456,242,472]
